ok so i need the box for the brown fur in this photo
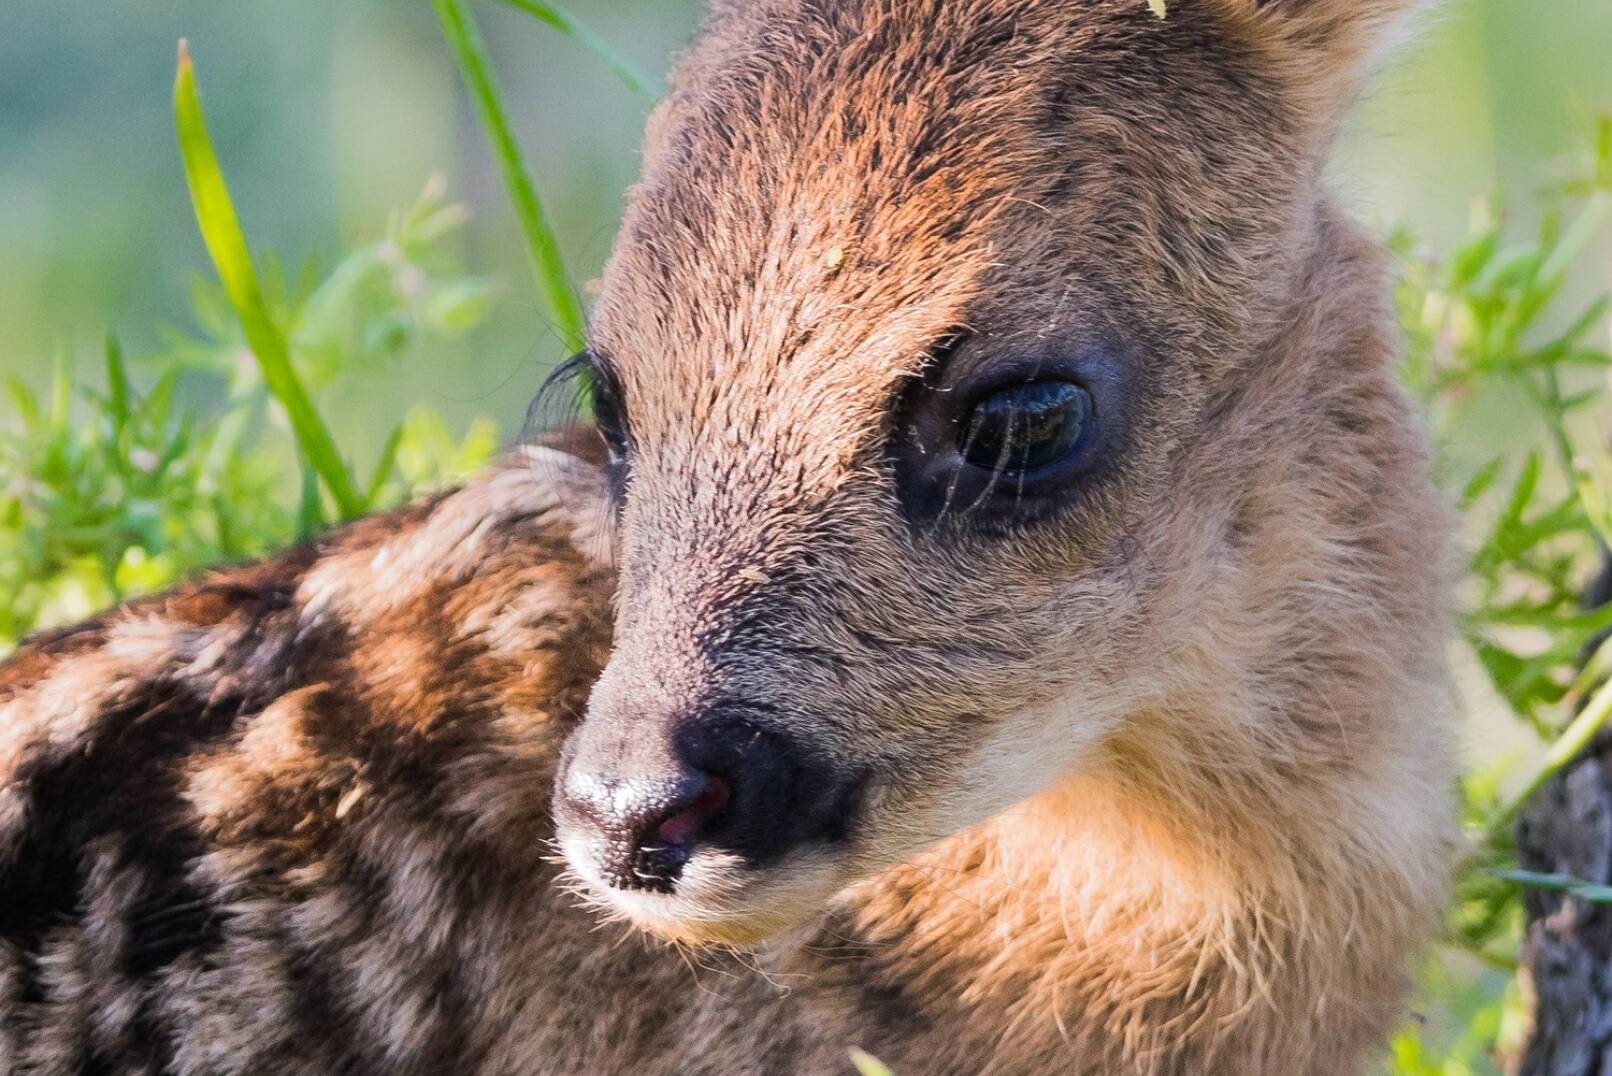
[1,1,1453,1072]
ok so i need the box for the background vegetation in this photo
[4,1,1612,1071]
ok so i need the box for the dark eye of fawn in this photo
[960,381,1091,473]
[591,373,628,466]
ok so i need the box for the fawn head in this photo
[549,0,1431,945]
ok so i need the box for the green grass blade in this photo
[433,0,587,353]
[849,1049,896,1076]
[363,421,406,510]
[1492,869,1612,905]
[49,360,70,429]
[1488,669,1612,844]
[1539,191,1610,285]
[173,40,365,519]
[103,335,130,435]
[495,0,662,101]
[296,450,325,538]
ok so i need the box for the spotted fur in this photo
[2,1,1454,1072]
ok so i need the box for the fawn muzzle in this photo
[555,708,861,896]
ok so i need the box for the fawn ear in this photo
[1210,0,1434,134]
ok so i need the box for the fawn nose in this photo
[556,709,860,894]
[559,767,732,891]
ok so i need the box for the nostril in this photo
[654,774,730,849]
[561,767,731,892]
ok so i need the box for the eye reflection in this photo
[959,381,1092,473]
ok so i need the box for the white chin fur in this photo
[557,830,845,946]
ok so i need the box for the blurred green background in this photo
[4,0,1608,437]
[0,0,696,436]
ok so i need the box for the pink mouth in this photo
[655,776,731,848]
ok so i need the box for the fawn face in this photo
[551,0,1425,944]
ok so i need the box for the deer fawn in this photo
[0,0,1455,1072]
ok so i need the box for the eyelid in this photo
[900,331,972,401]
[953,358,1071,405]
[582,358,629,435]
[582,352,625,402]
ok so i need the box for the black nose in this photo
[560,767,731,891]
[556,711,861,894]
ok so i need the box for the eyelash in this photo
[589,373,628,455]
[524,352,632,495]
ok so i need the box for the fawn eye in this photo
[959,381,1092,474]
[890,342,1121,528]
[590,370,629,467]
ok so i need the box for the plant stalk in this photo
[434,0,588,352]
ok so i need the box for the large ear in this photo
[1209,0,1435,135]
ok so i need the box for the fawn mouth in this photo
[552,714,869,945]
[558,828,855,946]
[556,709,863,870]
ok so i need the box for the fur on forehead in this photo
[599,4,1185,384]
[595,2,1054,425]
[590,0,1427,455]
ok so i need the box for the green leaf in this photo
[173,40,364,519]
[1471,452,1543,575]
[49,363,70,429]
[296,451,325,539]
[1560,387,1605,410]
[1489,672,1612,840]
[364,422,406,510]
[1449,227,1501,288]
[432,0,587,353]
[1466,634,1565,721]
[1474,600,1612,635]
[1459,457,1504,508]
[103,335,130,435]
[849,1049,896,1076]
[1569,633,1612,703]
[1539,192,1611,285]
[496,0,663,100]
[425,278,496,334]
[6,376,39,431]
[1492,870,1612,905]
[1536,294,1611,359]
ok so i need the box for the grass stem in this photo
[1489,670,1612,844]
[434,0,588,353]
[173,41,364,519]
[495,0,662,101]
